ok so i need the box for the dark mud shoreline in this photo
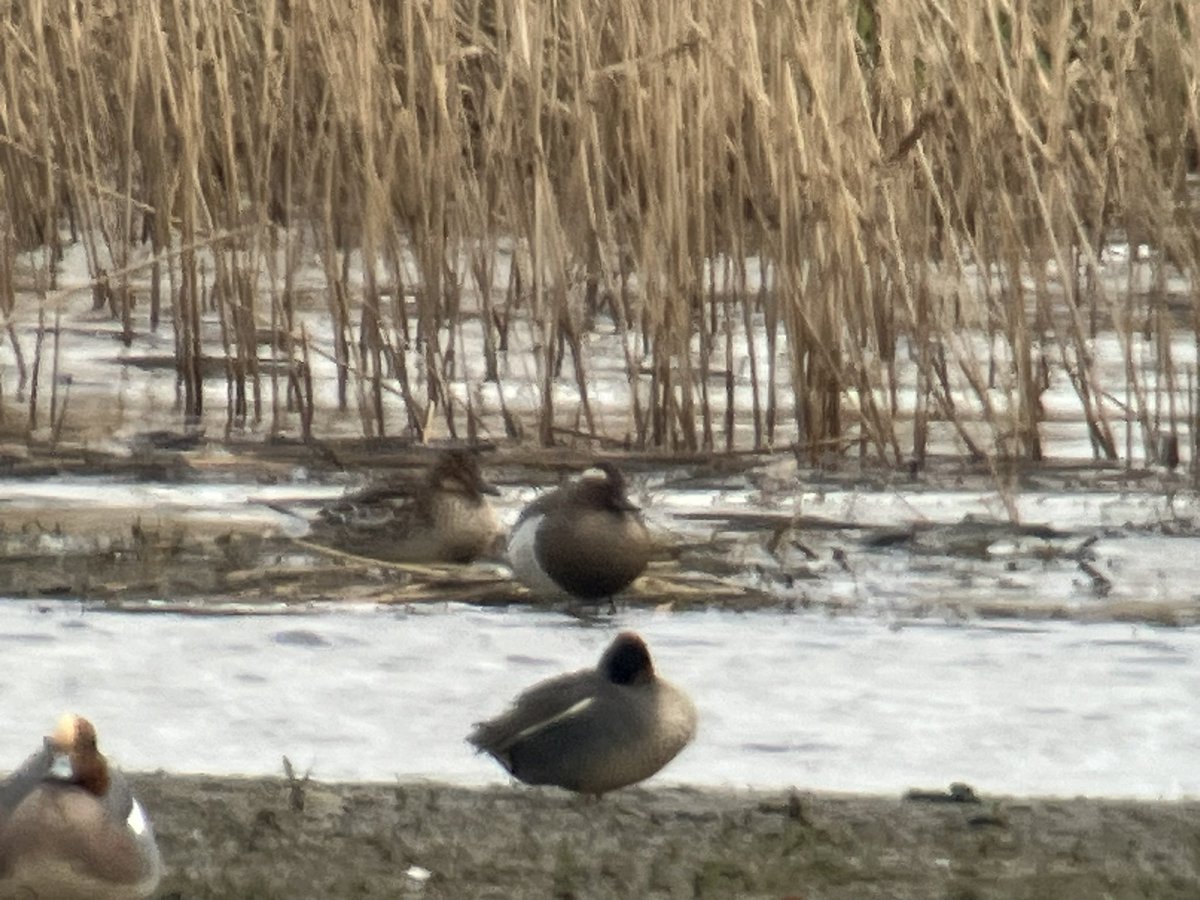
[132,774,1200,899]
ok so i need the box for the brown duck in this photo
[507,463,652,600]
[0,715,163,900]
[311,448,501,563]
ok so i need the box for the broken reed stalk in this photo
[1189,370,1197,488]
[27,305,44,435]
[0,0,1197,470]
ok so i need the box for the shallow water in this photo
[1,599,1196,799]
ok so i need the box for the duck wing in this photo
[318,481,430,532]
[97,769,136,825]
[0,744,54,815]
[467,668,599,757]
[511,486,566,528]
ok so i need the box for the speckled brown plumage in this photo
[310,448,501,563]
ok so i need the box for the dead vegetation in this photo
[0,1,1197,472]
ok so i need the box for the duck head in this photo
[577,462,639,513]
[46,714,110,798]
[432,449,500,497]
[599,632,654,685]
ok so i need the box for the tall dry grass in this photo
[0,0,1197,469]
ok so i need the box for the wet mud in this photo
[134,774,1200,899]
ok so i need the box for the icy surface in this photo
[6,233,1198,463]
[0,601,1195,799]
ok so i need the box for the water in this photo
[1,599,1196,799]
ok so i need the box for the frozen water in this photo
[0,600,1195,799]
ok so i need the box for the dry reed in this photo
[0,0,1195,472]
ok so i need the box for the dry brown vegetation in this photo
[0,0,1198,467]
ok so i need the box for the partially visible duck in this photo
[507,462,652,600]
[467,632,697,795]
[310,448,502,563]
[0,715,163,900]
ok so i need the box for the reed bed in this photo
[0,0,1197,472]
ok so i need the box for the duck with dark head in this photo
[468,632,697,796]
[507,462,653,602]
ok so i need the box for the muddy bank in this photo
[131,774,1199,899]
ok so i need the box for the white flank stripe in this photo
[514,697,594,742]
[127,798,150,836]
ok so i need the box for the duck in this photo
[507,462,652,601]
[467,631,697,795]
[309,447,502,563]
[0,714,163,900]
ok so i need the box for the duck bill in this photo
[48,749,76,781]
[478,479,502,496]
